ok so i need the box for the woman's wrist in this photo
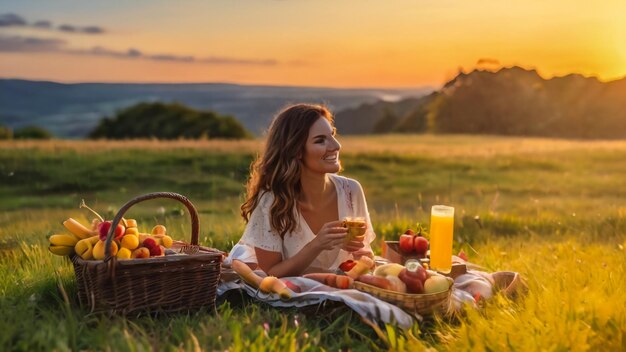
[304,238,323,254]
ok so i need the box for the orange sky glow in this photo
[1,0,624,88]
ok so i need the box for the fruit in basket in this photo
[116,247,132,260]
[398,261,427,294]
[49,233,80,247]
[149,245,165,257]
[399,270,424,294]
[124,227,139,236]
[152,225,167,235]
[63,218,97,239]
[413,236,429,255]
[385,275,407,293]
[48,233,80,256]
[125,218,138,228]
[48,245,74,256]
[121,234,139,250]
[74,236,99,260]
[132,247,150,258]
[159,235,173,248]
[399,231,415,254]
[97,221,125,242]
[373,263,405,277]
[356,274,392,290]
[142,237,158,250]
[92,240,119,260]
[423,275,450,294]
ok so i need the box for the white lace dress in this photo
[225,174,376,271]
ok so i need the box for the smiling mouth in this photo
[323,154,338,161]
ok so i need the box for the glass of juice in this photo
[429,205,454,273]
[343,216,366,243]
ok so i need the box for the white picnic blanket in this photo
[217,258,521,329]
[218,274,418,328]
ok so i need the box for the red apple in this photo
[413,236,429,255]
[98,221,125,241]
[398,268,424,294]
[404,229,415,236]
[149,245,164,257]
[399,234,415,254]
[143,237,158,250]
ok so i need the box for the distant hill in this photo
[336,67,626,139]
[0,79,429,138]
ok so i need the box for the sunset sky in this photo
[1,0,625,88]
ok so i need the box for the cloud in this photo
[0,13,105,34]
[59,24,105,34]
[81,26,104,34]
[0,35,66,52]
[151,54,195,62]
[199,57,278,65]
[0,34,278,66]
[0,13,27,27]
[32,20,52,29]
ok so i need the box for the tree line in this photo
[1,102,251,140]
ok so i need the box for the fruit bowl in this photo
[353,276,454,316]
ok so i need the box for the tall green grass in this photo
[1,136,625,351]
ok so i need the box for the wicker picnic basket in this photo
[71,192,223,315]
[353,276,454,316]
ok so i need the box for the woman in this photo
[226,104,375,277]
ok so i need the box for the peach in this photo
[116,247,132,260]
[151,225,166,236]
[124,227,139,236]
[160,235,173,248]
[131,247,150,259]
[125,218,138,228]
[121,234,139,250]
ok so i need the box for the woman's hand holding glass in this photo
[342,217,367,252]
[311,220,350,251]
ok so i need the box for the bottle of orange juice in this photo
[429,205,454,273]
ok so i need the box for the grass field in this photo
[1,135,625,351]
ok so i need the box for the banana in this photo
[63,218,97,239]
[49,245,74,256]
[49,233,79,247]
[74,235,100,260]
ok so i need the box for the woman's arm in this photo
[255,220,347,277]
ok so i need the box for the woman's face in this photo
[301,117,341,175]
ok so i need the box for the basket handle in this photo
[104,192,200,260]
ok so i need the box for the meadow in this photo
[1,135,625,351]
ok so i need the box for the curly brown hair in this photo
[241,103,335,238]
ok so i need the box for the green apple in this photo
[423,275,450,294]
